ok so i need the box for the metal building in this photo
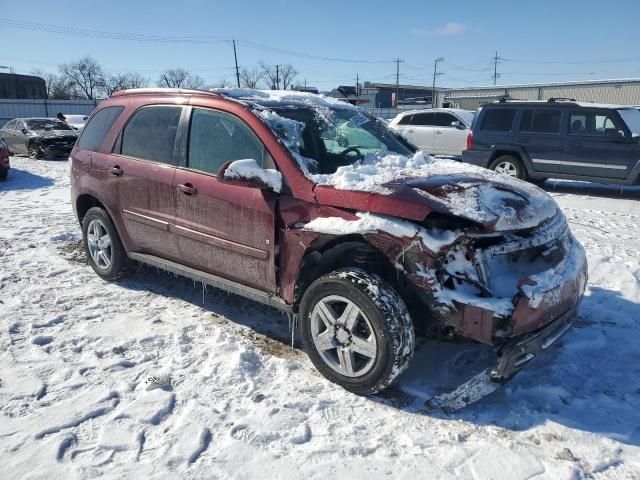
[442,78,640,110]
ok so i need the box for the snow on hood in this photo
[313,151,558,231]
[252,103,558,232]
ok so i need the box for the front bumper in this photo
[490,305,577,381]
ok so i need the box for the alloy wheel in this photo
[86,219,113,270]
[310,295,378,377]
[494,161,518,177]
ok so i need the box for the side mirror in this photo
[605,128,625,140]
[450,120,464,129]
[218,159,282,193]
[21,128,28,134]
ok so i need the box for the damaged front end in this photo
[402,210,588,381]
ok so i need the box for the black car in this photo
[0,117,78,159]
[462,99,640,185]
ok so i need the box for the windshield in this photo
[618,108,640,135]
[267,106,415,175]
[26,119,73,131]
[458,110,475,126]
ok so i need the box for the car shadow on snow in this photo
[385,285,640,447]
[107,261,640,447]
[0,167,54,191]
[541,179,640,199]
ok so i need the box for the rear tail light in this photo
[466,131,474,150]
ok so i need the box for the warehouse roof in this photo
[444,78,640,92]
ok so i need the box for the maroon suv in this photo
[70,88,587,395]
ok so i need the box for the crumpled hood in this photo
[311,153,558,233]
[401,173,558,231]
[34,130,78,139]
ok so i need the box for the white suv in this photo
[389,108,474,156]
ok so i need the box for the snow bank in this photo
[304,212,461,253]
[223,158,283,193]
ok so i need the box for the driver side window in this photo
[322,117,384,154]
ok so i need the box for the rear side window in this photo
[121,106,182,164]
[4,120,15,130]
[188,108,264,174]
[520,109,561,134]
[410,112,434,126]
[397,114,413,125]
[479,108,516,131]
[78,106,124,151]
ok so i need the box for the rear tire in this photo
[300,268,415,395]
[488,155,526,180]
[82,207,129,280]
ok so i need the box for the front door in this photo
[563,110,636,180]
[110,104,184,260]
[396,111,436,152]
[173,107,277,293]
[432,111,465,155]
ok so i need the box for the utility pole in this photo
[432,57,444,108]
[276,65,280,90]
[394,58,404,108]
[304,78,307,91]
[492,51,501,85]
[232,40,241,88]
[356,73,359,103]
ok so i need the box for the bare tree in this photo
[259,63,297,90]
[59,56,106,100]
[279,64,298,90]
[259,62,279,90]
[157,68,205,89]
[102,72,149,96]
[209,78,232,88]
[32,69,75,99]
[239,66,262,88]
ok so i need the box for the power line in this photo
[0,18,394,65]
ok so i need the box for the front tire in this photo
[488,155,526,180]
[82,207,129,280]
[300,268,415,395]
[28,144,41,159]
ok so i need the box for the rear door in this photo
[517,108,564,174]
[173,106,277,293]
[432,111,466,155]
[563,109,635,179]
[402,112,436,152]
[110,105,184,260]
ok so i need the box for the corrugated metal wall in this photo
[443,81,640,110]
[0,99,98,125]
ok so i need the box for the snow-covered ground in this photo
[1,157,639,479]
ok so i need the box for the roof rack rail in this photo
[547,97,576,103]
[111,87,221,98]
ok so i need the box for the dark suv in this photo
[462,99,640,185]
[70,88,587,397]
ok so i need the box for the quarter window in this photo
[520,109,561,134]
[188,108,264,174]
[479,108,516,131]
[121,106,182,164]
[78,106,124,152]
[397,114,413,125]
[4,120,15,130]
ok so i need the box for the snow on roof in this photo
[210,88,357,110]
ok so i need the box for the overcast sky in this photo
[2,0,639,90]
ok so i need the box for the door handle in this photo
[566,142,581,147]
[435,130,442,134]
[177,183,197,195]
[110,166,123,176]
[407,129,414,133]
